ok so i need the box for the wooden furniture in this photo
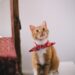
[10,0,23,74]
[0,37,17,75]
[0,0,23,75]
[0,0,17,75]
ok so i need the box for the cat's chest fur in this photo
[37,48,46,65]
[35,39,47,65]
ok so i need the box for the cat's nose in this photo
[40,33,44,37]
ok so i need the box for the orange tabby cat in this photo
[29,21,59,75]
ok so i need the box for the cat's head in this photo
[30,21,49,41]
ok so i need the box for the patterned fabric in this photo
[0,37,16,58]
[29,41,55,52]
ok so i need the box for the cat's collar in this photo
[29,41,55,52]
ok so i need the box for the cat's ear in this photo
[29,25,35,31]
[42,21,47,28]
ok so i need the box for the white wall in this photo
[0,0,11,37]
[20,0,75,73]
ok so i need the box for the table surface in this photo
[56,62,75,75]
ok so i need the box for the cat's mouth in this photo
[40,33,45,37]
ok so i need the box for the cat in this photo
[29,21,59,75]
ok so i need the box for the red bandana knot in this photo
[29,41,55,52]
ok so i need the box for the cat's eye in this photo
[43,28,45,31]
[36,29,39,32]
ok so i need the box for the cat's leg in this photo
[33,68,40,75]
[50,46,59,73]
[44,65,50,75]
[33,68,38,75]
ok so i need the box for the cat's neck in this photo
[34,39,48,45]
